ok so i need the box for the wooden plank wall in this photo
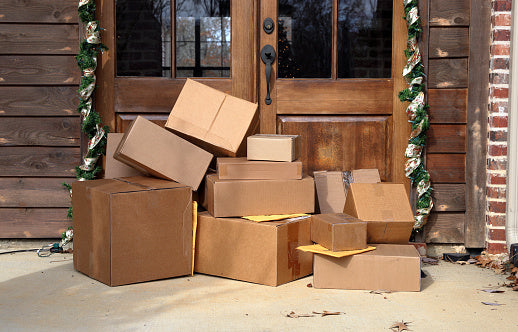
[423,0,470,243]
[0,0,79,237]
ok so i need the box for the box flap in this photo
[117,176,189,190]
[314,171,348,214]
[105,133,144,179]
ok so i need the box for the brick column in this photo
[487,0,512,254]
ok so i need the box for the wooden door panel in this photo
[0,208,71,238]
[115,78,232,114]
[428,88,467,123]
[276,79,393,114]
[432,184,466,212]
[428,58,468,88]
[116,114,168,133]
[424,212,465,243]
[277,115,391,180]
[427,153,465,183]
[429,27,469,58]
[427,124,466,153]
[0,178,72,208]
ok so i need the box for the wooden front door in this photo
[98,0,408,184]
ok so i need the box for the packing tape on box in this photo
[287,221,301,278]
[296,244,376,258]
[192,201,198,276]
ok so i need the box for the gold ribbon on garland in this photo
[399,0,433,230]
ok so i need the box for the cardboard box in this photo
[204,174,315,217]
[165,79,258,157]
[105,133,144,179]
[195,212,313,286]
[247,134,300,162]
[217,157,302,180]
[313,244,421,292]
[114,116,213,190]
[343,183,414,244]
[72,176,193,286]
[314,169,380,214]
[311,213,367,251]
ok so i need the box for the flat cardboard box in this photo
[165,79,258,157]
[204,174,315,217]
[72,176,193,286]
[314,169,380,214]
[195,212,313,286]
[114,116,213,190]
[313,244,421,292]
[247,134,300,162]
[343,183,414,244]
[311,213,367,251]
[105,133,144,179]
[217,157,302,180]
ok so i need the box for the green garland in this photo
[399,0,434,230]
[60,0,108,246]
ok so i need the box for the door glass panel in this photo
[116,0,171,77]
[176,1,231,78]
[338,0,392,78]
[278,0,332,78]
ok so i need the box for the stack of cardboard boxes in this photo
[73,79,421,291]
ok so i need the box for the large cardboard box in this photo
[313,244,421,292]
[204,174,315,217]
[314,169,380,214]
[165,79,258,157]
[114,116,213,190]
[343,183,414,244]
[247,134,300,162]
[72,176,193,286]
[217,157,302,180]
[105,133,143,179]
[311,213,367,251]
[195,212,313,286]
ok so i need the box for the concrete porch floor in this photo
[1,249,517,331]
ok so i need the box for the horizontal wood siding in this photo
[0,0,79,238]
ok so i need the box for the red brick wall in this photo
[487,0,512,254]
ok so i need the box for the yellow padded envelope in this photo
[297,244,376,258]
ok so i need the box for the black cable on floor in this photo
[0,249,39,255]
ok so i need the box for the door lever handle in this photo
[261,45,276,105]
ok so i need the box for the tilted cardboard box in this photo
[203,174,315,217]
[313,244,421,292]
[73,176,193,286]
[105,133,143,179]
[165,79,258,157]
[195,212,313,286]
[314,169,380,214]
[114,116,213,190]
[311,213,367,251]
[247,134,301,162]
[217,157,303,180]
[343,183,414,244]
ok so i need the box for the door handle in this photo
[261,45,276,105]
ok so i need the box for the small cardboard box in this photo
[165,79,258,157]
[314,169,380,214]
[195,212,313,286]
[114,116,213,190]
[311,213,367,251]
[313,244,421,292]
[204,174,315,217]
[105,133,144,179]
[343,183,414,244]
[72,176,193,286]
[217,157,302,180]
[247,134,300,162]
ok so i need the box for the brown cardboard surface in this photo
[311,213,367,251]
[72,176,193,286]
[105,133,144,179]
[343,183,414,244]
[114,116,213,190]
[313,169,380,214]
[313,244,421,292]
[195,212,313,286]
[217,157,302,180]
[165,79,258,157]
[247,134,300,162]
[204,174,315,217]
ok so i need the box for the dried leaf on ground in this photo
[369,290,392,295]
[421,257,438,265]
[306,283,313,288]
[286,311,314,318]
[312,311,344,317]
[481,302,505,306]
[513,286,518,291]
[390,321,411,332]
[480,289,505,293]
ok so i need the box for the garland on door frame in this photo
[399,0,433,230]
[59,0,108,248]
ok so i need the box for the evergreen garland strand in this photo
[400,0,434,230]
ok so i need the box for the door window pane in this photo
[338,0,392,78]
[176,1,231,78]
[278,0,332,78]
[116,0,171,77]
